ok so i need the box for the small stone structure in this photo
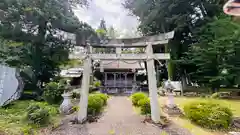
[59,93,74,115]
[0,64,24,107]
[162,80,183,95]
[162,81,182,116]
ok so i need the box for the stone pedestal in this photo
[167,93,176,109]
[163,92,182,116]
[60,93,73,115]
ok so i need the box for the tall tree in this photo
[0,0,94,92]
[124,0,225,81]
[181,16,240,90]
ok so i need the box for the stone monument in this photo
[0,64,24,107]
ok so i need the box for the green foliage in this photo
[26,104,50,126]
[94,93,108,105]
[0,100,59,134]
[184,101,233,129]
[124,0,226,81]
[87,94,104,116]
[93,81,101,88]
[181,17,240,89]
[0,0,95,93]
[72,92,81,99]
[87,93,108,116]
[43,82,64,104]
[21,126,36,135]
[131,92,147,106]
[138,98,151,115]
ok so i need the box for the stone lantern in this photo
[59,80,74,115]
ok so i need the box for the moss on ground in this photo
[0,100,60,135]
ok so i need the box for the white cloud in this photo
[73,0,140,38]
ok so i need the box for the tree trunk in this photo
[34,20,47,94]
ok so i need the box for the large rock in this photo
[0,64,24,106]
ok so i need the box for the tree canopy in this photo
[0,0,95,92]
[124,0,240,90]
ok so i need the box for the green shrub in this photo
[131,92,147,106]
[94,93,108,105]
[184,101,233,129]
[87,94,104,116]
[34,102,59,116]
[211,92,230,99]
[26,104,50,126]
[138,98,151,115]
[43,82,64,104]
[93,81,101,88]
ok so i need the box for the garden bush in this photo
[93,81,101,88]
[94,93,108,105]
[138,98,151,115]
[131,92,147,106]
[184,101,233,129]
[26,104,50,126]
[87,94,104,116]
[43,82,64,104]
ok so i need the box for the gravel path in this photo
[45,96,192,135]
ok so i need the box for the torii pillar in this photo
[146,43,160,122]
[78,45,92,123]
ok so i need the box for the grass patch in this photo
[0,100,60,135]
[160,97,240,116]
[171,117,220,135]
[159,97,240,135]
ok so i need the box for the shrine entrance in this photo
[70,31,175,123]
[102,71,137,94]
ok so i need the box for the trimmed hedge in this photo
[131,92,147,106]
[138,98,151,115]
[184,101,233,129]
[87,93,109,116]
[93,93,108,105]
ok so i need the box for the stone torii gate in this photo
[70,31,175,123]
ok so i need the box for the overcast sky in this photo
[73,0,140,38]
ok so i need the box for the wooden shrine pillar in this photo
[78,45,92,123]
[146,43,160,122]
